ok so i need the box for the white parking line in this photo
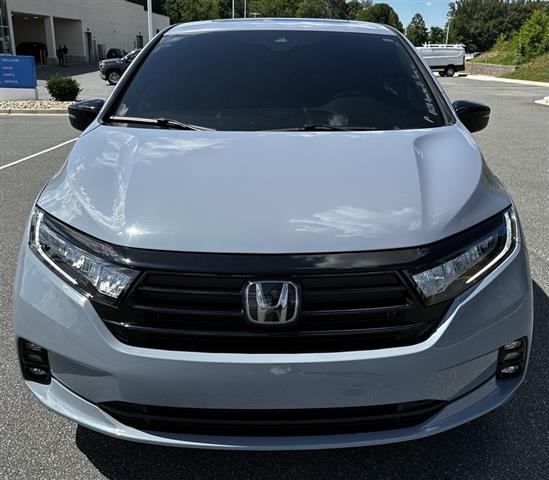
[0,138,78,171]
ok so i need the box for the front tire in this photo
[107,70,121,85]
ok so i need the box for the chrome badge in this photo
[244,281,300,325]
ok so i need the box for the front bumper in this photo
[13,240,533,449]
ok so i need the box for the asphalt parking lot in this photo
[1,78,548,479]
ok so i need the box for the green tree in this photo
[222,0,349,19]
[516,10,549,62]
[127,0,167,15]
[406,13,428,45]
[428,26,445,44]
[326,0,350,19]
[163,0,219,22]
[296,0,330,18]
[345,0,373,20]
[357,3,404,32]
[505,0,549,36]
[219,0,245,18]
[247,0,299,17]
[448,0,506,51]
[448,0,549,52]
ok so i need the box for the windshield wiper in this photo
[105,116,214,131]
[270,124,377,132]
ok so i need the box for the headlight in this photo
[410,208,518,305]
[30,208,138,304]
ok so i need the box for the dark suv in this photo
[99,49,141,85]
[105,48,127,59]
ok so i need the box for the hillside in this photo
[504,52,549,81]
[470,37,519,66]
[470,34,548,82]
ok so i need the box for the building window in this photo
[0,0,12,54]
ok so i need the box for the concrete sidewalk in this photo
[466,74,549,88]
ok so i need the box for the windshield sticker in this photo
[410,62,438,118]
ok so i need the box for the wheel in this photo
[445,66,456,77]
[107,70,121,85]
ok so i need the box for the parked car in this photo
[105,48,127,59]
[416,43,466,77]
[15,20,532,450]
[98,48,141,84]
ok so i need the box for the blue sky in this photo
[380,1,451,28]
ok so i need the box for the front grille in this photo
[97,269,450,353]
[99,400,447,436]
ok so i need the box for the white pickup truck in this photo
[416,44,465,77]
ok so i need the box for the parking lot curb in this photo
[0,109,68,114]
[465,75,549,88]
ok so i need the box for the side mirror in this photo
[452,100,490,133]
[68,99,105,131]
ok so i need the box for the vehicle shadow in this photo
[75,281,548,480]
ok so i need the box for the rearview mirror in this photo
[452,100,490,133]
[68,99,105,131]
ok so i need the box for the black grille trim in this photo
[98,400,447,436]
[96,270,451,353]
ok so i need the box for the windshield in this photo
[123,49,140,61]
[112,30,445,131]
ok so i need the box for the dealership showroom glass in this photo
[13,19,533,450]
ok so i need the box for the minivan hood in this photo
[39,125,510,254]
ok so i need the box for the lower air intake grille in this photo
[99,400,448,436]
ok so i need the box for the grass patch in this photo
[471,35,519,66]
[471,50,516,65]
[504,52,549,82]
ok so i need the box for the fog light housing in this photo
[18,339,51,384]
[497,337,527,379]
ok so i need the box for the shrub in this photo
[494,32,508,51]
[516,10,549,63]
[46,75,82,101]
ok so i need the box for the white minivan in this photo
[14,19,532,450]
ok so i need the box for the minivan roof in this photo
[166,18,395,36]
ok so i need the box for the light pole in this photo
[445,14,452,45]
[232,0,235,19]
[244,0,247,18]
[147,0,153,42]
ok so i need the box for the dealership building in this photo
[0,0,170,63]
